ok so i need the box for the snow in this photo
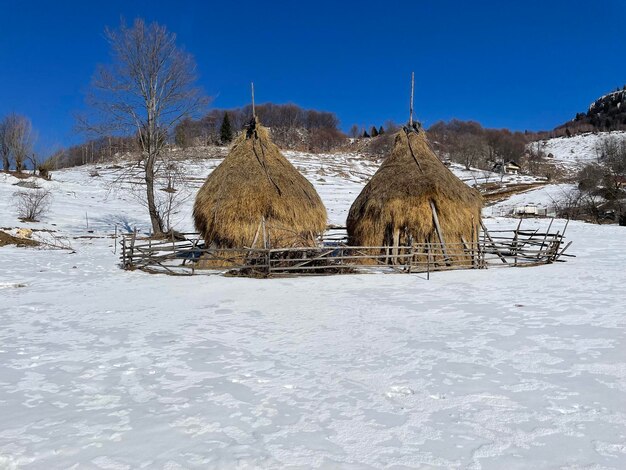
[485,184,577,217]
[444,162,543,188]
[589,90,626,110]
[530,131,626,171]
[1,155,626,469]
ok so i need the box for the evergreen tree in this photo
[370,126,378,137]
[378,126,385,135]
[362,129,370,138]
[220,112,233,143]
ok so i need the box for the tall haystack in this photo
[193,119,327,249]
[347,126,482,261]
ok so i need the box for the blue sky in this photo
[1,0,625,154]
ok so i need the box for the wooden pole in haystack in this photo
[430,200,450,266]
[251,82,256,119]
[409,72,415,128]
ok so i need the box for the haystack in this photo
[193,119,327,251]
[347,126,482,262]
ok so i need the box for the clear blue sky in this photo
[1,0,625,154]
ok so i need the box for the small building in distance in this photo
[493,160,522,175]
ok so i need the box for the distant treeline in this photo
[44,116,541,173]
[46,135,138,169]
[41,105,554,176]
[175,103,346,152]
[427,120,529,170]
[43,103,348,169]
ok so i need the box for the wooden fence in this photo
[119,220,571,277]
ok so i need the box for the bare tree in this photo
[0,114,35,172]
[448,133,488,170]
[12,116,35,172]
[0,117,10,171]
[384,120,401,134]
[83,18,208,235]
[349,124,359,139]
[596,136,626,193]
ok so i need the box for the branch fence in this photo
[119,219,571,277]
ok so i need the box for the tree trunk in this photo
[145,154,163,235]
[2,155,8,172]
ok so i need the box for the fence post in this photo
[122,235,126,267]
[427,243,431,280]
[537,217,554,259]
[129,229,137,269]
[471,216,476,269]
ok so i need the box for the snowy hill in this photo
[530,130,626,171]
[555,88,626,134]
[588,88,626,113]
[1,154,626,469]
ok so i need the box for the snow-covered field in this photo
[1,156,625,469]
[531,131,626,171]
[484,184,578,217]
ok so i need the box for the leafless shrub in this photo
[549,185,612,224]
[13,189,52,222]
[37,232,73,250]
[480,170,494,184]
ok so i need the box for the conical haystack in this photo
[347,126,482,262]
[193,119,327,251]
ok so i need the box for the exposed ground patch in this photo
[0,230,40,247]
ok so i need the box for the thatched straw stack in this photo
[193,119,327,251]
[347,126,482,262]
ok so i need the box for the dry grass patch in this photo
[0,230,40,247]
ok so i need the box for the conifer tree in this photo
[220,112,233,143]
[378,126,385,135]
[371,126,378,137]
[362,129,370,138]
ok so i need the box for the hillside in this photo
[556,87,626,134]
[530,130,626,172]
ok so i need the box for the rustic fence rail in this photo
[119,220,571,277]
